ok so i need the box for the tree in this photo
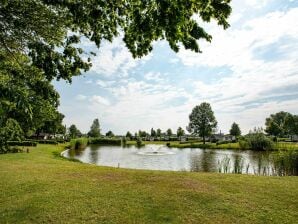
[150,128,156,137]
[166,128,173,136]
[36,112,65,136]
[1,1,232,82]
[288,115,298,136]
[265,111,292,137]
[230,122,241,137]
[126,131,133,139]
[0,52,60,137]
[0,118,24,153]
[177,127,185,139]
[106,130,114,137]
[187,102,217,144]
[88,119,101,137]
[68,125,81,139]
[156,129,162,137]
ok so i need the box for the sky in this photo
[54,0,298,135]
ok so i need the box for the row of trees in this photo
[126,127,186,139]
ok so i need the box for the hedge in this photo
[7,141,37,147]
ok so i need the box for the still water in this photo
[62,144,298,176]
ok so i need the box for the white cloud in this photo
[144,72,163,82]
[90,95,111,106]
[90,36,152,77]
[75,94,87,101]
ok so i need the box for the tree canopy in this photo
[265,112,292,137]
[88,118,101,137]
[187,102,217,144]
[68,124,81,139]
[230,122,241,137]
[1,0,232,82]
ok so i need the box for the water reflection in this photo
[63,145,298,176]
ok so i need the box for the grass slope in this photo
[0,144,297,223]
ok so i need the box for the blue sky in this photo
[54,0,298,135]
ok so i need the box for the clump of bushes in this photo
[70,138,88,150]
[89,137,122,145]
[35,140,58,145]
[241,131,274,150]
[7,141,37,147]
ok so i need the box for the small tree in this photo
[230,122,241,137]
[150,128,156,137]
[126,131,133,139]
[68,124,81,139]
[0,119,24,153]
[106,130,114,137]
[88,118,101,137]
[166,128,173,136]
[177,127,185,140]
[156,129,162,137]
[187,102,217,144]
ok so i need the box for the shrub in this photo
[70,138,88,150]
[89,137,122,145]
[35,140,58,145]
[239,140,249,149]
[7,141,37,147]
[244,132,274,150]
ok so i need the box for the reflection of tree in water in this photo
[231,154,244,174]
[89,145,100,164]
[190,150,217,172]
[67,148,84,157]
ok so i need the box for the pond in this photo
[62,144,298,176]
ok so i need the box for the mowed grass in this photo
[0,144,298,223]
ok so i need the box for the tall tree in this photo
[88,118,101,137]
[166,128,173,136]
[126,131,133,139]
[229,122,241,137]
[1,0,232,82]
[288,115,298,136]
[150,128,156,137]
[156,129,162,137]
[177,127,185,139]
[68,125,81,139]
[265,111,292,137]
[0,52,60,136]
[187,102,217,144]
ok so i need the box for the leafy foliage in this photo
[0,118,24,153]
[106,130,115,137]
[176,127,185,138]
[230,122,241,137]
[187,102,217,144]
[244,128,274,151]
[0,52,60,136]
[88,119,101,137]
[265,111,292,137]
[1,0,232,81]
[68,124,81,139]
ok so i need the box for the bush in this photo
[7,141,37,147]
[89,137,122,145]
[244,132,274,150]
[70,138,88,150]
[35,140,58,145]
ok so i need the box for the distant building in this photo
[210,133,235,142]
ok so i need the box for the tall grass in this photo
[69,138,88,150]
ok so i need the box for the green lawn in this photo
[0,144,297,223]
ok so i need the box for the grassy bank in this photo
[0,144,298,223]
